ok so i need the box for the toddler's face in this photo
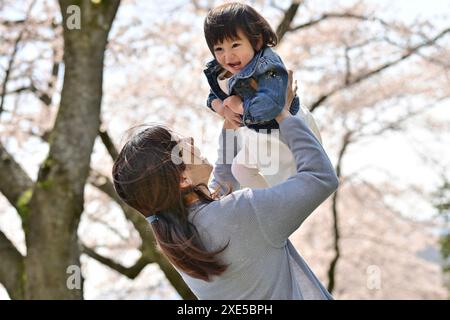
[213,29,256,75]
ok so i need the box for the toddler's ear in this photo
[256,36,263,51]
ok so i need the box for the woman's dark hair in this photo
[112,125,228,281]
[204,2,278,55]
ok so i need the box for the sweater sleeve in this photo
[208,128,241,195]
[246,116,339,247]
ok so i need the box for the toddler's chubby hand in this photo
[223,106,242,127]
[223,95,244,115]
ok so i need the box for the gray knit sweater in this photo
[180,115,339,299]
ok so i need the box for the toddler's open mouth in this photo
[228,62,242,71]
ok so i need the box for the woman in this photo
[112,73,339,299]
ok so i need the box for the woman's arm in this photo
[247,115,339,247]
[242,72,338,247]
[211,99,225,116]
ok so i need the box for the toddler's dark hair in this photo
[204,2,278,55]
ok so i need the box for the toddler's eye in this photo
[232,43,241,48]
[214,47,223,52]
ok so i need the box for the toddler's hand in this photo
[223,105,242,128]
[223,95,244,115]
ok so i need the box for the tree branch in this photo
[352,95,450,140]
[0,1,36,117]
[0,141,34,219]
[310,28,450,112]
[275,1,303,42]
[0,28,25,116]
[1,83,53,106]
[0,231,25,299]
[82,244,153,279]
[327,130,352,294]
[0,19,27,26]
[290,12,391,32]
[323,95,449,292]
[99,128,119,160]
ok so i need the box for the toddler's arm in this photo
[242,60,289,125]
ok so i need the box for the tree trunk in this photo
[23,0,120,299]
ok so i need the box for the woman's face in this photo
[179,137,213,186]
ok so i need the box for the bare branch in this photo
[344,47,351,85]
[190,0,212,13]
[0,19,27,26]
[382,36,450,68]
[353,95,450,140]
[310,28,450,112]
[269,0,285,12]
[2,83,53,106]
[327,130,353,293]
[0,31,24,116]
[1,16,60,110]
[82,244,154,279]
[290,12,391,32]
[0,1,36,116]
[99,128,119,161]
[87,214,129,242]
[275,1,303,42]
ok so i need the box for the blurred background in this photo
[0,0,449,299]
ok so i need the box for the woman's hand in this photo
[211,99,225,117]
[212,97,241,129]
[223,95,244,115]
[223,118,239,130]
[223,106,242,129]
[275,70,297,123]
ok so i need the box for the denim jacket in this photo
[204,47,300,131]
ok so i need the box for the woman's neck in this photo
[184,192,200,206]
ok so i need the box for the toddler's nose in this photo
[224,53,235,64]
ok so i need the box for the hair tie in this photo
[146,214,160,224]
